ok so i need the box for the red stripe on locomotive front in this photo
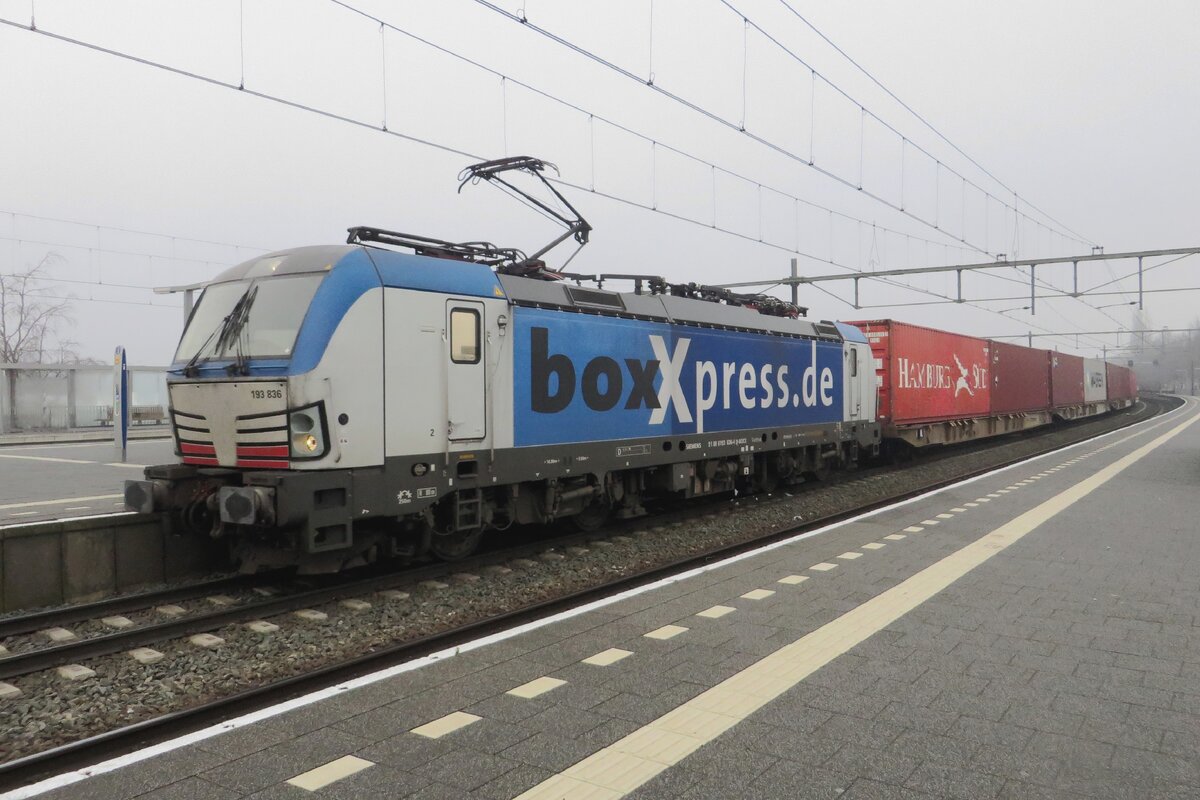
[181,455,219,465]
[180,442,216,455]
[235,458,290,469]
[236,445,289,458]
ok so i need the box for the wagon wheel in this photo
[572,501,610,532]
[430,527,483,561]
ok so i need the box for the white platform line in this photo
[0,453,94,464]
[0,494,124,512]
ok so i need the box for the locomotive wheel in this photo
[430,528,483,561]
[572,502,610,532]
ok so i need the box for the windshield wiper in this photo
[218,285,257,376]
[181,285,257,378]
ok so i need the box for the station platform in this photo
[14,397,1200,800]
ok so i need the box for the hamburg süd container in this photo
[848,319,991,425]
[990,341,1050,414]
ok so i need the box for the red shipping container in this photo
[990,341,1051,414]
[1051,352,1085,407]
[1107,362,1135,401]
[848,320,991,425]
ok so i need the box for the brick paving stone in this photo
[845,780,944,800]
[751,700,833,734]
[738,760,852,800]
[678,745,778,792]
[518,705,609,740]
[904,759,1006,800]
[745,726,842,766]
[996,781,1090,800]
[876,701,959,735]
[886,729,979,768]
[823,742,921,786]
[816,714,906,750]
[970,743,1062,787]
[573,717,640,748]
[498,731,597,772]
[470,763,552,800]
[354,735,456,774]
[440,717,533,757]
[1000,704,1085,737]
[1109,745,1200,786]
[201,751,312,795]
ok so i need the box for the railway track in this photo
[0,395,1176,790]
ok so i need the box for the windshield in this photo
[174,274,324,363]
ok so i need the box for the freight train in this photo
[123,239,1137,572]
[123,159,1137,572]
[848,320,1136,451]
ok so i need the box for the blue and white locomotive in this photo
[126,158,880,570]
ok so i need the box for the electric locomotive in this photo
[125,157,880,571]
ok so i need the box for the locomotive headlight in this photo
[288,404,327,459]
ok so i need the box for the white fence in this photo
[0,364,169,433]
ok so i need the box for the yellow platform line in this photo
[513,404,1200,800]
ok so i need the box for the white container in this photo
[1083,358,1108,403]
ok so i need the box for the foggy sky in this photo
[1,0,1196,365]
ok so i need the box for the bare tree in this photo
[0,254,73,429]
[0,254,72,363]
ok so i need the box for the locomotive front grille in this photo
[174,409,217,466]
[169,381,290,468]
[234,410,290,468]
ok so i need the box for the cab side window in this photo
[450,309,480,364]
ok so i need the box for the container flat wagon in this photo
[989,340,1053,434]
[851,319,1137,449]
[849,319,993,447]
[1106,362,1137,408]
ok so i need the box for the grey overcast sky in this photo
[1,0,1197,364]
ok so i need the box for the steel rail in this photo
[0,575,257,639]
[0,395,1174,791]
[0,557,488,682]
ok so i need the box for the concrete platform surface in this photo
[12,397,1200,800]
[0,439,175,524]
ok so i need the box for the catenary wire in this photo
[472,0,1090,251]
[0,13,1121,346]
[774,0,1093,246]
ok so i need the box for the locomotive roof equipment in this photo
[348,155,591,281]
